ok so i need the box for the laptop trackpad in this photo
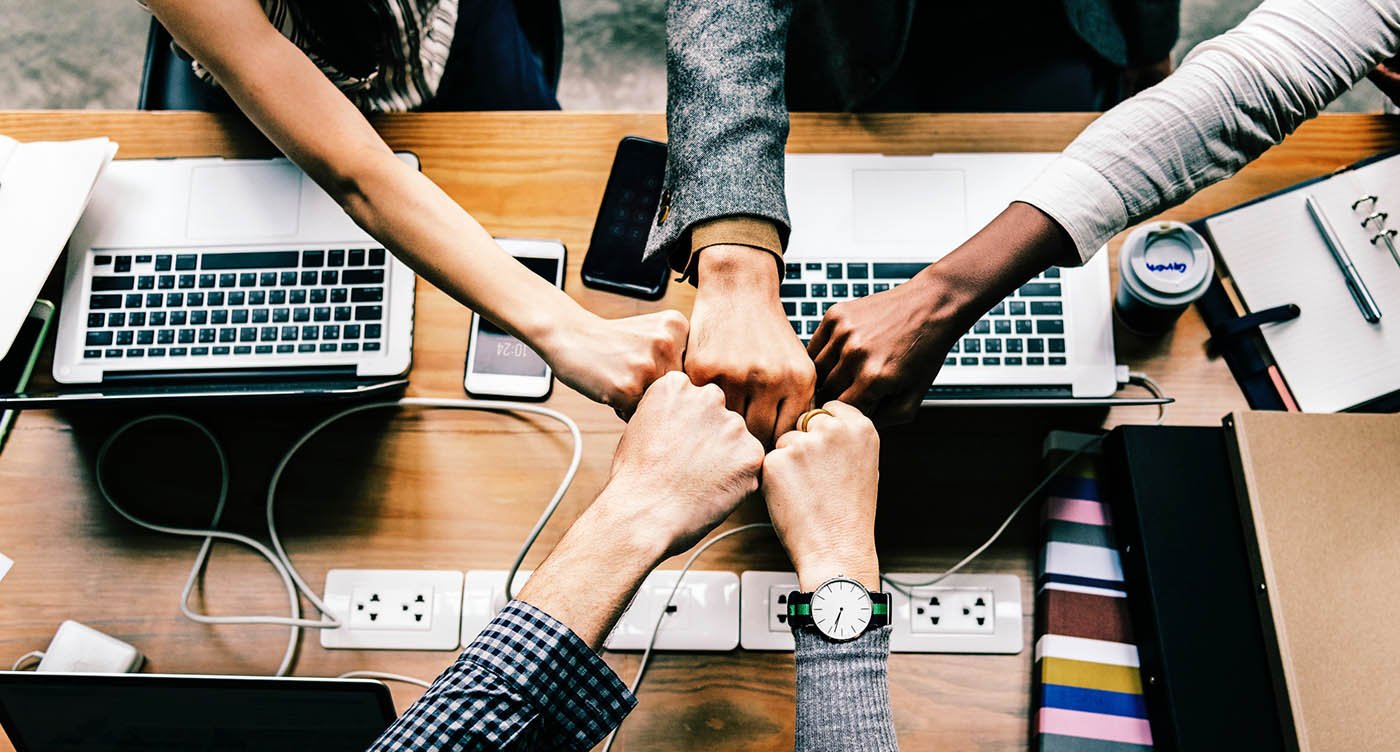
[187,163,301,240]
[852,169,965,246]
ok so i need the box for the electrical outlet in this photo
[462,570,738,651]
[605,571,739,651]
[321,569,463,650]
[740,571,798,650]
[888,573,1022,654]
[348,585,432,631]
[461,569,533,646]
[908,587,995,634]
[741,571,1022,654]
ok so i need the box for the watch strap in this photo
[785,589,892,633]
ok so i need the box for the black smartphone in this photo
[582,136,671,300]
[0,300,55,450]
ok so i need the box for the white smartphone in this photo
[464,239,566,401]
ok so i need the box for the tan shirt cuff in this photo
[679,216,784,283]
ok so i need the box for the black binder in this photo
[1100,425,1286,751]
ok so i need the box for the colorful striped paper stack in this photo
[1033,433,1153,751]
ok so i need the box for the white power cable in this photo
[10,651,44,671]
[93,398,582,679]
[881,371,1166,597]
[337,670,432,689]
[1127,371,1168,426]
[96,414,328,677]
[600,522,774,752]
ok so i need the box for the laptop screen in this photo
[0,673,396,752]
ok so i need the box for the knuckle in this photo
[657,370,687,389]
[700,381,726,402]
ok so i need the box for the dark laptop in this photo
[0,672,397,752]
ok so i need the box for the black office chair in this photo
[138,2,564,111]
[137,19,236,111]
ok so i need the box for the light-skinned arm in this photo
[371,372,764,750]
[762,402,898,752]
[517,371,766,648]
[146,0,686,415]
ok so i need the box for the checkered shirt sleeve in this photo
[368,600,636,751]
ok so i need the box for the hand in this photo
[684,245,816,446]
[807,272,969,425]
[517,371,764,649]
[601,370,766,557]
[808,202,1074,425]
[543,310,688,417]
[762,401,880,591]
[1368,56,1400,109]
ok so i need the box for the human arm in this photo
[145,0,685,415]
[762,402,897,752]
[1019,0,1400,260]
[649,0,814,445]
[808,203,1070,424]
[370,372,764,750]
[810,0,1400,424]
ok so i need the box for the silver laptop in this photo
[782,153,1128,404]
[0,671,396,751]
[16,155,416,407]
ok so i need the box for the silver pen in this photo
[1305,193,1381,323]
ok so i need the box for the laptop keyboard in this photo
[780,261,1068,368]
[82,248,389,362]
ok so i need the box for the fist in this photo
[604,371,766,556]
[684,247,817,446]
[551,310,688,417]
[762,401,881,590]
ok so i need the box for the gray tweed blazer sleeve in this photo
[644,0,794,271]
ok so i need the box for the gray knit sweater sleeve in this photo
[645,0,794,271]
[794,627,898,752]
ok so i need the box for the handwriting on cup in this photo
[1145,261,1188,274]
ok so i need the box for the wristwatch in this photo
[786,576,891,642]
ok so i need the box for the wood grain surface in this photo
[0,111,1396,751]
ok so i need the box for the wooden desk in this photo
[0,112,1396,751]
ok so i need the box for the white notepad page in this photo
[1206,155,1400,412]
[0,134,116,360]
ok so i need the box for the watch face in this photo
[810,578,872,641]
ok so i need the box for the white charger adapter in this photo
[34,621,145,673]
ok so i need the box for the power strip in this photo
[741,571,1023,654]
[318,568,1019,654]
[462,569,740,651]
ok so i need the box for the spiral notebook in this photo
[1201,151,1400,412]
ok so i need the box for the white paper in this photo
[1207,156,1400,412]
[0,135,117,360]
[0,552,12,584]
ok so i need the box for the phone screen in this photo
[1,311,49,393]
[472,257,559,377]
[582,138,670,298]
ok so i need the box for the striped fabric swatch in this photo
[1034,434,1153,752]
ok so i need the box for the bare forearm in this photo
[911,201,1072,325]
[149,0,585,354]
[516,488,667,650]
[338,155,584,347]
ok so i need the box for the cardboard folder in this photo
[1224,411,1400,752]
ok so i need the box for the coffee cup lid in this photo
[1120,221,1214,305]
